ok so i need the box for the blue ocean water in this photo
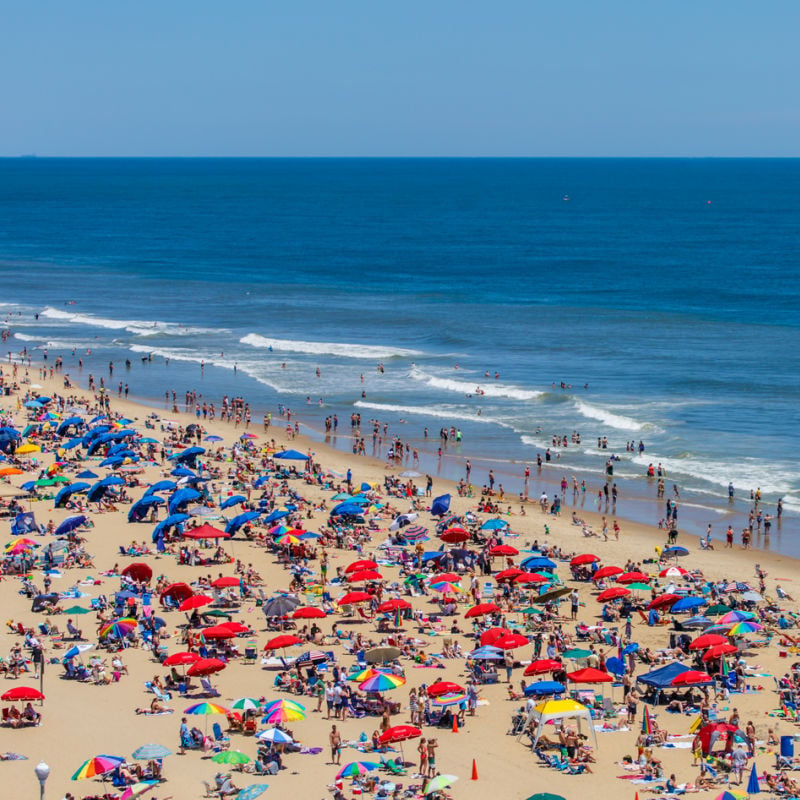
[0,159,798,545]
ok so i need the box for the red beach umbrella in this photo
[514,572,549,584]
[179,594,214,612]
[492,633,529,650]
[702,643,739,660]
[671,670,713,686]
[597,587,631,602]
[163,651,201,667]
[218,621,250,635]
[426,681,466,697]
[440,527,470,544]
[200,625,237,640]
[480,627,512,647]
[292,606,327,619]
[264,634,304,651]
[376,599,412,613]
[570,554,600,567]
[617,571,650,584]
[211,576,241,588]
[345,560,378,573]
[347,570,383,583]
[378,725,422,744]
[160,582,194,603]
[465,603,500,618]
[494,568,524,582]
[647,594,681,610]
[338,591,372,606]
[524,659,562,676]
[186,658,227,677]
[593,565,623,581]
[429,573,461,584]
[1,686,44,701]
[121,562,153,583]
[489,544,519,556]
[688,634,728,650]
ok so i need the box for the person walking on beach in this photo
[329,724,342,765]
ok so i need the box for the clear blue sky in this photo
[2,1,798,156]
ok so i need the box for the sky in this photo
[1,1,798,157]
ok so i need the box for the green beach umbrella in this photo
[212,749,251,766]
[561,648,592,659]
[627,582,652,592]
[526,794,566,800]
[63,605,92,615]
[423,774,458,794]
[231,697,261,712]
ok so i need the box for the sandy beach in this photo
[1,360,799,800]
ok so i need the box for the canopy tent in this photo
[521,698,597,750]
[636,662,692,689]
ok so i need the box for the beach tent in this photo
[273,449,309,460]
[522,698,597,749]
[636,662,691,692]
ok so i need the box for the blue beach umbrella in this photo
[468,646,504,660]
[430,494,451,517]
[145,480,177,495]
[128,495,165,522]
[226,511,261,536]
[75,470,98,479]
[524,681,565,696]
[54,482,91,508]
[747,762,760,794]
[481,519,509,530]
[221,495,247,510]
[521,556,557,571]
[236,785,269,800]
[170,466,196,478]
[263,509,288,524]
[168,487,202,515]
[662,546,689,558]
[671,596,707,613]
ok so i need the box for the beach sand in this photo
[0,363,797,800]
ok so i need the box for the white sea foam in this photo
[354,400,508,427]
[40,307,227,337]
[409,367,543,401]
[572,399,651,433]
[240,333,420,360]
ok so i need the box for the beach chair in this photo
[243,645,258,664]
[200,678,220,697]
[211,722,230,750]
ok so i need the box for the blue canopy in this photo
[430,494,451,517]
[524,681,565,696]
[128,495,165,522]
[272,449,309,460]
[221,495,246,509]
[54,482,91,508]
[636,662,692,689]
[225,511,261,535]
[145,480,177,495]
[55,515,88,536]
[168,487,202,515]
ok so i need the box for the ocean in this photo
[0,158,798,550]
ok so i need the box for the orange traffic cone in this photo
[471,759,478,780]
[452,714,459,733]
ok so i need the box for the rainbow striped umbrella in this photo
[336,761,381,779]
[358,671,406,692]
[728,621,763,636]
[429,581,463,594]
[349,667,381,682]
[184,701,230,715]
[71,754,125,781]
[99,617,139,639]
[261,701,307,723]
[120,781,159,799]
[431,692,466,707]
[274,533,302,546]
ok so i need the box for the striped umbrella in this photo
[99,617,138,639]
[71,755,125,781]
[231,697,261,712]
[120,781,159,799]
[261,699,306,723]
[431,692,466,707]
[336,761,380,779]
[184,701,230,715]
[132,743,172,760]
[359,671,406,692]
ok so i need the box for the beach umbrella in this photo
[336,761,381,779]
[480,626,511,646]
[54,515,89,537]
[597,587,631,602]
[424,775,458,794]
[63,605,91,615]
[617,571,650,584]
[121,562,153,583]
[593,565,623,580]
[264,634,303,651]
[1,686,44,701]
[376,599,411,614]
[347,569,383,582]
[521,556,557,571]
[211,576,241,589]
[295,650,331,666]
[163,652,201,667]
[221,494,247,509]
[662,546,689,558]
[132,744,172,760]
[337,591,372,606]
[689,634,728,650]
[671,596,707,613]
[491,633,530,651]
[702,643,739,661]
[359,671,406,692]
[489,544,519,556]
[262,595,300,617]
[526,794,566,800]
[187,658,226,677]
[481,518,508,530]
[378,725,421,747]
[647,593,681,610]
[199,624,237,640]
[494,568,524,582]
[71,755,125,781]
[345,559,378,572]
[185,701,229,715]
[524,659,562,676]
[524,681,565,697]
[468,646,504,660]
[179,594,214,612]
[718,610,756,624]
[429,580,463,594]
[682,615,714,629]
[427,681,465,697]
[364,646,402,664]
[659,566,688,578]
[440,528,470,544]
[430,494,451,517]
[747,763,760,794]
[145,480,178,495]
[160,582,194,604]
[212,750,251,766]
[262,698,305,714]
[236,785,270,800]
[261,700,306,723]
[99,617,138,639]
[570,554,600,566]
[256,727,294,744]
[292,606,327,619]
[533,586,573,604]
[465,602,500,618]
[561,648,592,660]
[728,621,763,636]
[671,670,713,686]
[714,793,747,800]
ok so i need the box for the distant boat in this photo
[562,194,570,202]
